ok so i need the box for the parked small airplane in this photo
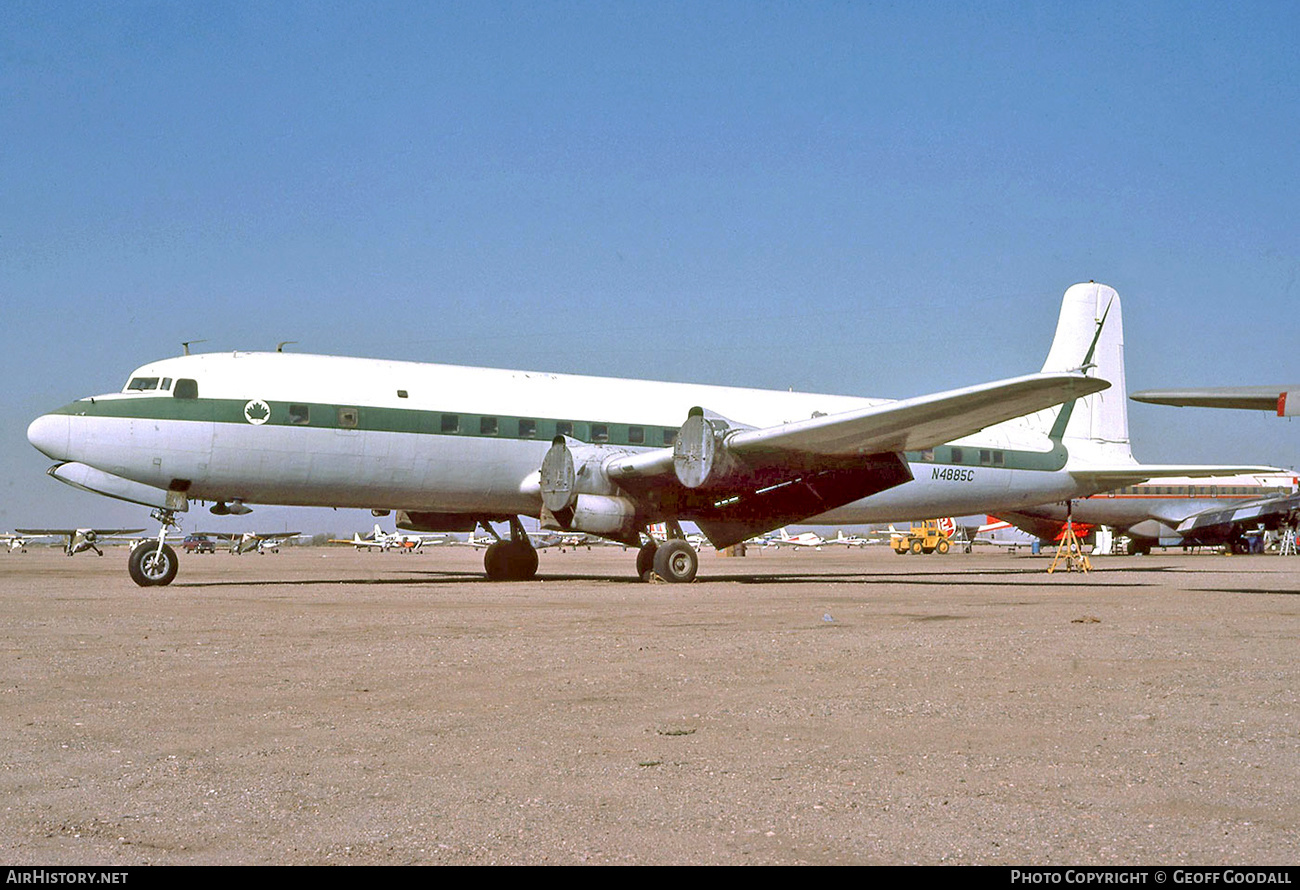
[540,530,611,550]
[198,531,300,555]
[952,516,1034,551]
[2,534,32,553]
[13,528,146,556]
[333,529,392,552]
[771,528,827,549]
[825,530,871,547]
[27,282,1268,586]
[445,531,499,549]
[332,524,444,552]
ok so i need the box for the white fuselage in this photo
[28,351,1090,528]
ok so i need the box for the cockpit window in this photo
[127,377,160,391]
[173,378,198,399]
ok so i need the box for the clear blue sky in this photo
[4,1,1298,535]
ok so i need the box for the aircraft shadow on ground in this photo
[1193,587,1300,597]
[166,567,1163,590]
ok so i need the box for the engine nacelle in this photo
[539,438,642,537]
[673,407,745,489]
[569,494,638,537]
[540,437,632,510]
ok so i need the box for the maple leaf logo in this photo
[244,399,271,425]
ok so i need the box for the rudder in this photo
[1024,282,1133,462]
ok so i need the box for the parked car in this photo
[183,534,215,554]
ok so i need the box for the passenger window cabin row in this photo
[125,376,674,445]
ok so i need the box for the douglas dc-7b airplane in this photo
[27,282,1263,587]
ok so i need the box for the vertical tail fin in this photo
[1022,282,1134,463]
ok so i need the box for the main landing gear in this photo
[482,517,539,581]
[129,509,181,587]
[478,516,700,583]
[635,521,698,584]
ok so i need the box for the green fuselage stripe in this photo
[54,396,1069,471]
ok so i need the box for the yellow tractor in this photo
[890,519,953,555]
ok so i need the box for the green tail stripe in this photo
[1048,297,1112,442]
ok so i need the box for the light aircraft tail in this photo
[1020,282,1135,465]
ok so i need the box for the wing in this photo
[1132,386,1300,414]
[14,528,143,542]
[13,528,142,536]
[734,373,1110,456]
[588,371,1109,549]
[610,372,1109,480]
[1175,493,1300,544]
[1068,465,1286,493]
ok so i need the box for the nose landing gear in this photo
[129,509,181,587]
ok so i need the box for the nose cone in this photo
[27,413,71,460]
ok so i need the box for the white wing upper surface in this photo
[609,372,1110,481]
[726,372,1110,457]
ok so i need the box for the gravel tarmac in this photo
[1,544,1297,865]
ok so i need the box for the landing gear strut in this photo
[129,509,181,587]
[482,517,539,581]
[637,520,698,583]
